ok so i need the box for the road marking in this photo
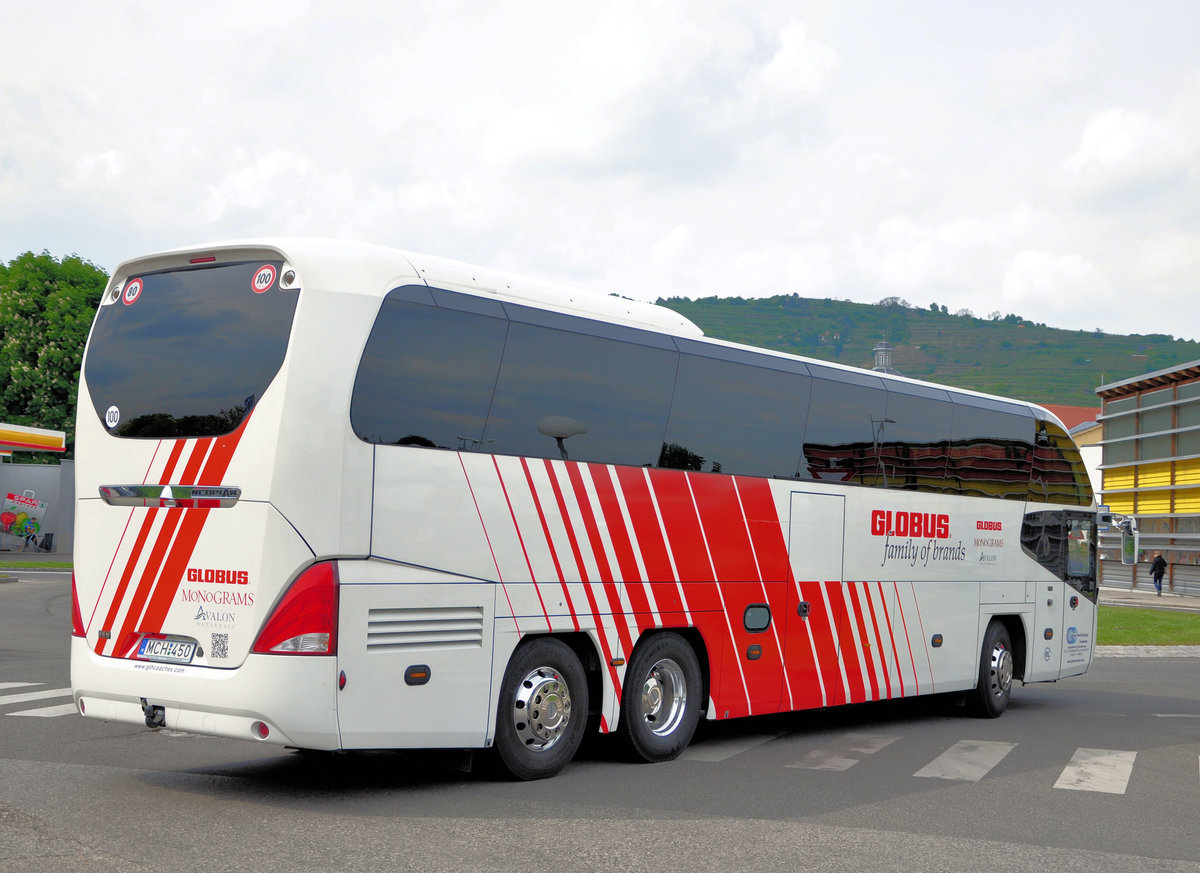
[1054,748,1137,794]
[913,740,1017,782]
[679,732,784,762]
[0,687,72,706]
[0,682,38,691]
[12,703,78,718]
[1152,713,1200,718]
[786,733,900,771]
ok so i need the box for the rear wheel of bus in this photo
[620,631,702,762]
[493,636,589,780]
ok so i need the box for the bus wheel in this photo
[966,621,1013,718]
[621,632,701,762]
[494,637,588,780]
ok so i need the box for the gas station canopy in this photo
[0,422,66,454]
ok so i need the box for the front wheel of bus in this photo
[621,632,702,763]
[494,637,589,780]
[966,621,1013,718]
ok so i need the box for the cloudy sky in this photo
[3,1,1200,337]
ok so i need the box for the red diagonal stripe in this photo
[94,438,189,655]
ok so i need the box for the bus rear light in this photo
[71,573,86,638]
[252,721,270,739]
[252,561,339,655]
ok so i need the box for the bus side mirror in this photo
[1120,523,1139,566]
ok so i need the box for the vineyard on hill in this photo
[657,294,1199,408]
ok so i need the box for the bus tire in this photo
[620,632,702,763]
[966,620,1013,718]
[493,637,588,780]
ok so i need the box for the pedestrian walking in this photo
[1151,552,1167,596]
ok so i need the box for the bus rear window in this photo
[83,260,298,438]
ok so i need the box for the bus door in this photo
[1029,579,1064,680]
[784,492,848,710]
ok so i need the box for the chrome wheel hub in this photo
[989,644,1013,698]
[512,666,573,750]
[641,658,687,737]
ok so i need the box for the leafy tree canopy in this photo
[0,251,108,460]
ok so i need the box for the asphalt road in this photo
[2,573,1199,872]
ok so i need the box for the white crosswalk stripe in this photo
[679,732,785,762]
[0,683,74,717]
[0,687,72,705]
[786,733,899,771]
[683,728,1165,797]
[914,740,1017,782]
[12,703,79,718]
[1054,748,1137,794]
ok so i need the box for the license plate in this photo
[137,637,196,664]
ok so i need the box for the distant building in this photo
[871,339,900,375]
[1096,360,1200,594]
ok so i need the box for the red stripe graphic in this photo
[859,582,893,699]
[519,458,579,631]
[111,437,217,653]
[689,473,779,715]
[458,455,521,637]
[86,439,164,635]
[878,581,906,697]
[540,459,622,700]
[121,424,250,649]
[612,467,683,614]
[844,583,879,702]
[893,581,923,694]
[589,465,656,632]
[94,438,189,655]
[565,462,635,660]
[493,457,551,631]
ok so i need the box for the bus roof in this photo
[114,237,1065,432]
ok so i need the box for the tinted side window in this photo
[660,354,810,478]
[949,402,1033,500]
[1030,419,1093,506]
[801,376,888,485]
[350,298,507,448]
[880,386,952,490]
[482,322,676,466]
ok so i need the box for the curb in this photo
[1094,645,1200,658]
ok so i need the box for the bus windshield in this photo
[83,260,298,438]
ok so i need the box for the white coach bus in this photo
[71,238,1100,779]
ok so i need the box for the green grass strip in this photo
[1098,604,1200,646]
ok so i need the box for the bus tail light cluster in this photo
[252,561,339,655]
[71,573,86,638]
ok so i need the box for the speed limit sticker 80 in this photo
[252,265,277,294]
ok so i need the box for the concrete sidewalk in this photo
[1099,584,1200,613]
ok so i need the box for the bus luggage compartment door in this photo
[336,572,496,749]
[785,492,848,709]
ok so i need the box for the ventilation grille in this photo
[366,606,485,651]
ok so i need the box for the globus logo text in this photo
[186,567,249,585]
[870,510,950,539]
[977,520,1003,531]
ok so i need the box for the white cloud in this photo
[5,1,1200,340]
[1062,107,1186,190]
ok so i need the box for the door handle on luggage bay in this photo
[98,484,242,508]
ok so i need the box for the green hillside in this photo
[656,295,1199,408]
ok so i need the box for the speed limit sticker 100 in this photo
[252,265,277,294]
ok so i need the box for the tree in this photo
[0,252,109,460]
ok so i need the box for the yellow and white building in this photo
[1097,360,1200,594]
